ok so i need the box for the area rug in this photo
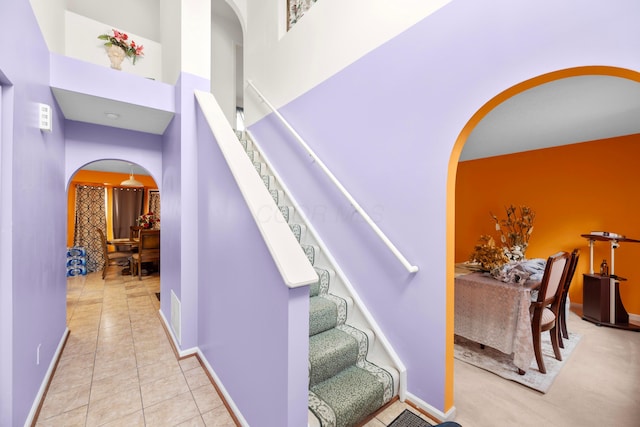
[454,332,581,393]
[388,409,432,427]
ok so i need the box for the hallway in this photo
[34,270,431,426]
[35,270,237,426]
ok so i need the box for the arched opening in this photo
[446,66,640,413]
[66,158,160,302]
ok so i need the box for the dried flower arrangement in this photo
[491,205,535,262]
[468,205,536,271]
[468,235,509,273]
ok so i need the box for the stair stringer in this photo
[244,130,407,403]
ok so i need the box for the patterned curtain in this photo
[287,0,318,30]
[74,185,106,273]
[149,191,161,223]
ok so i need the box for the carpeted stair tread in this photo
[309,328,359,387]
[309,295,346,336]
[310,365,385,427]
[310,267,331,297]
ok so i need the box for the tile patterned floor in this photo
[35,268,435,427]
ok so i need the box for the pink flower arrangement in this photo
[98,29,144,64]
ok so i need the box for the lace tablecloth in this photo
[454,271,538,372]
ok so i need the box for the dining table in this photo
[454,264,540,372]
[106,237,139,275]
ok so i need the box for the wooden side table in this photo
[580,233,640,331]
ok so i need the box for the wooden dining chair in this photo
[131,229,160,280]
[130,225,143,240]
[558,248,580,348]
[97,228,134,279]
[528,251,571,374]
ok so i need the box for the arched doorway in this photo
[447,66,640,421]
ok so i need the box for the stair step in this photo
[309,328,359,387]
[270,189,284,205]
[310,267,333,297]
[279,206,293,223]
[246,150,260,163]
[261,174,276,189]
[289,223,306,242]
[301,244,319,266]
[253,161,266,175]
[309,365,390,427]
[309,295,347,336]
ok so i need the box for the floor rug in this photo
[155,292,160,301]
[387,409,432,427]
[454,332,581,393]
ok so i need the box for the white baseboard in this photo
[158,310,246,424]
[158,309,197,358]
[197,349,249,427]
[405,391,456,423]
[25,327,70,427]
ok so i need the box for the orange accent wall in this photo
[456,133,640,316]
[67,170,158,248]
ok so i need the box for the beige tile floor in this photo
[35,268,432,427]
[35,268,237,427]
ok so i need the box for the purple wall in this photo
[0,2,67,425]
[249,0,640,412]
[160,73,210,350]
[195,105,310,426]
[65,121,163,185]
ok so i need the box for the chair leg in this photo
[533,329,546,374]
[138,259,142,280]
[550,327,563,361]
[560,308,569,340]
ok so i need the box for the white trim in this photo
[194,89,317,289]
[246,129,407,401]
[158,309,197,358]
[25,327,70,427]
[405,392,457,423]
[158,310,247,424]
[197,348,249,427]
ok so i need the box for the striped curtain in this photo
[73,185,106,273]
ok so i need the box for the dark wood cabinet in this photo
[582,274,639,331]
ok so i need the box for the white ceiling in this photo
[461,75,640,161]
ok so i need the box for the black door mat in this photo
[388,410,432,427]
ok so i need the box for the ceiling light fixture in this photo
[105,112,120,120]
[120,166,144,187]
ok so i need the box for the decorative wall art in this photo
[287,0,318,30]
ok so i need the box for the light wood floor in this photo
[36,268,640,426]
[452,305,640,427]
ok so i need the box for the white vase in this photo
[107,45,126,70]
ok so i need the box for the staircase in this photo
[236,131,400,427]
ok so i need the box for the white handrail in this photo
[247,80,418,274]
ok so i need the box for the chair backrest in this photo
[96,228,108,258]
[536,251,571,306]
[130,225,143,240]
[562,248,580,293]
[138,229,160,251]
